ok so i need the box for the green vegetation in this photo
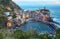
[56,28,60,39]
[0,0,22,10]
[0,33,4,39]
[0,4,8,27]
[14,30,25,39]
[0,5,6,14]
[0,28,60,39]
[13,30,52,39]
[0,0,10,6]
[0,16,8,28]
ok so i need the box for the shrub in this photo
[14,30,25,39]
[0,33,4,39]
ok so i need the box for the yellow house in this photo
[23,14,30,19]
[25,14,29,19]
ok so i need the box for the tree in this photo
[0,16,8,28]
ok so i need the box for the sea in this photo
[18,4,60,27]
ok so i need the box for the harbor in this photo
[6,7,58,35]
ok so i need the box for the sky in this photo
[12,0,60,10]
[12,0,60,4]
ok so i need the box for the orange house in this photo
[6,7,11,11]
[7,21,12,27]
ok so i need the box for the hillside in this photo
[0,0,22,13]
[0,0,22,28]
